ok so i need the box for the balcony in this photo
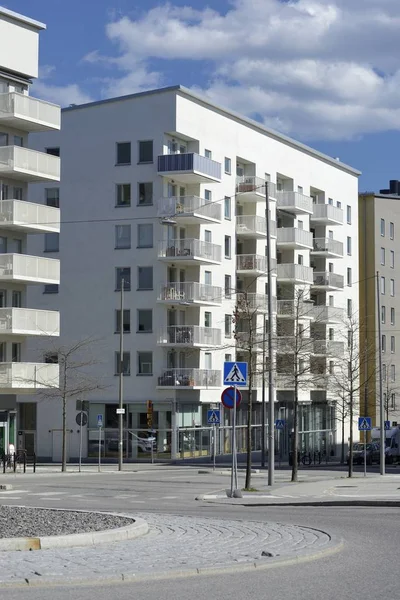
[0,308,59,337]
[276,336,297,353]
[158,239,221,265]
[0,92,61,132]
[236,292,273,313]
[277,228,313,249]
[0,200,60,234]
[276,264,314,285]
[311,238,343,258]
[0,362,59,394]
[276,191,313,214]
[312,306,344,323]
[235,331,264,348]
[157,153,221,183]
[235,177,277,203]
[277,300,314,319]
[236,215,276,238]
[158,195,221,224]
[0,146,60,182]
[0,254,60,285]
[158,282,222,306]
[276,374,295,390]
[158,326,221,347]
[236,254,278,276]
[312,272,344,290]
[311,204,344,226]
[157,368,221,389]
[312,340,345,356]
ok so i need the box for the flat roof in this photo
[359,193,400,200]
[63,85,361,177]
[0,5,45,30]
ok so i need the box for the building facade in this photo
[0,6,61,456]
[359,182,400,428]
[26,86,359,461]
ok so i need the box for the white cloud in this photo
[32,81,93,107]
[85,0,400,140]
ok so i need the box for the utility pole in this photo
[265,181,275,486]
[118,278,124,471]
[261,317,266,468]
[376,271,385,475]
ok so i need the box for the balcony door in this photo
[167,140,187,155]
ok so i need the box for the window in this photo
[137,223,153,248]
[12,238,21,254]
[138,140,153,163]
[44,233,59,252]
[204,312,212,328]
[116,184,131,207]
[381,218,385,237]
[390,250,395,269]
[347,236,352,256]
[116,142,131,165]
[347,205,351,224]
[390,222,395,240]
[382,305,386,324]
[225,354,232,362]
[12,291,21,308]
[0,290,6,307]
[137,351,153,375]
[391,336,395,353]
[224,157,231,174]
[137,309,152,332]
[391,393,396,410]
[224,236,231,258]
[12,343,21,362]
[390,279,395,296]
[44,284,59,294]
[347,330,352,349]
[138,182,153,206]
[115,309,131,333]
[224,196,231,220]
[391,308,395,325]
[347,298,352,318]
[298,254,303,265]
[14,135,23,147]
[0,132,8,146]
[205,149,212,159]
[381,276,385,295]
[204,271,212,286]
[46,147,60,157]
[115,351,130,375]
[225,275,231,299]
[204,230,212,243]
[116,267,131,291]
[381,247,385,265]
[329,361,334,375]
[347,267,352,286]
[115,225,131,249]
[383,364,387,381]
[337,201,341,209]
[225,315,232,338]
[382,334,386,352]
[45,188,59,208]
[137,266,153,290]
[391,364,396,382]
[45,353,58,364]
[204,189,212,202]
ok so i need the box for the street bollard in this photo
[33,453,36,474]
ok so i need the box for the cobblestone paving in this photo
[0,513,332,585]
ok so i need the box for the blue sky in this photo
[6,0,400,192]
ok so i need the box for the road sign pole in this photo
[213,424,216,472]
[78,411,83,473]
[364,436,367,478]
[98,426,102,473]
[230,386,238,496]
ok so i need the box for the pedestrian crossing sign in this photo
[358,417,372,431]
[275,419,285,430]
[223,362,248,386]
[207,409,221,425]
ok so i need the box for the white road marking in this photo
[129,500,145,504]
[29,491,66,496]
[163,496,178,499]
[0,490,29,494]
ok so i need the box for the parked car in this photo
[107,432,156,454]
[346,442,380,465]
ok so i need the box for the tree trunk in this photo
[291,386,299,482]
[341,413,345,464]
[348,394,353,478]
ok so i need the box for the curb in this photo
[0,509,148,551]
[196,496,400,507]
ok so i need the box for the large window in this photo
[138,182,153,206]
[225,314,232,338]
[115,225,131,249]
[116,184,131,207]
[204,312,212,328]
[44,284,59,294]
[381,218,385,237]
[137,309,152,332]
[137,266,153,290]
[346,206,351,224]
[347,267,352,286]
[390,222,395,240]
[115,351,130,375]
[138,140,153,163]
[137,351,153,375]
[224,235,231,259]
[115,309,130,333]
[137,224,153,248]
[46,147,59,156]
[347,236,352,256]
[44,233,59,252]
[116,267,131,291]
[390,279,395,297]
[224,196,231,220]
[45,188,59,208]
[225,275,231,298]
[116,142,131,165]
[224,157,231,174]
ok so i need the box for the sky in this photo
[5,0,400,192]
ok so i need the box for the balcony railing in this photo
[157,368,221,388]
[235,176,277,200]
[158,282,222,305]
[0,254,60,284]
[276,191,313,214]
[158,326,221,347]
[312,306,344,323]
[276,374,295,389]
[277,228,313,247]
[0,308,59,336]
[0,362,59,392]
[0,199,60,233]
[236,292,272,312]
[158,239,221,263]
[311,237,343,256]
[236,215,277,237]
[0,92,61,131]
[277,300,315,319]
[311,203,344,225]
[158,195,221,223]
[277,264,314,284]
[158,153,221,182]
[236,254,277,274]
[312,340,345,355]
[312,272,344,289]
[235,331,264,347]
[0,146,60,181]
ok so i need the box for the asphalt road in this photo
[1,467,398,599]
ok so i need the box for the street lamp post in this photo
[265,181,275,486]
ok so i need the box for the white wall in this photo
[0,13,40,79]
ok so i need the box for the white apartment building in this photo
[27,86,359,461]
[0,6,61,457]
